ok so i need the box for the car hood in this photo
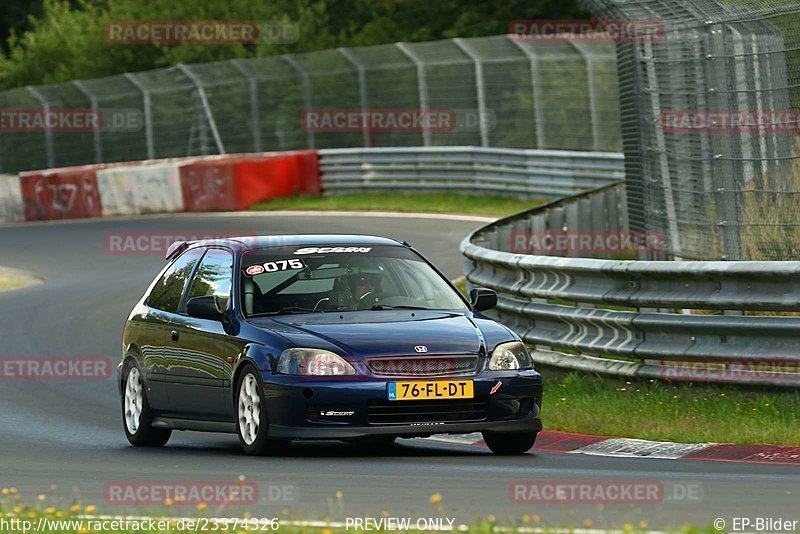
[250,310,501,359]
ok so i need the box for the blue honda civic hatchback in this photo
[118,235,543,455]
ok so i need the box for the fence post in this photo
[565,40,601,151]
[231,59,263,153]
[338,47,371,148]
[282,54,315,150]
[177,63,226,155]
[124,73,155,160]
[453,38,489,147]
[508,38,546,149]
[72,80,103,163]
[25,86,55,168]
[396,42,431,147]
[642,40,681,257]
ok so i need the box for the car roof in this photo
[190,234,404,252]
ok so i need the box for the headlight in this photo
[488,342,533,370]
[277,348,356,376]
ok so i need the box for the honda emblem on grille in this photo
[414,345,428,353]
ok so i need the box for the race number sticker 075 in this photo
[244,258,304,276]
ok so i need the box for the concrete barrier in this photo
[0,174,23,223]
[2,150,321,223]
[97,163,184,216]
[19,166,102,221]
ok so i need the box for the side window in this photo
[147,248,205,313]
[187,249,234,311]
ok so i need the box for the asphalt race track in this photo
[0,212,797,530]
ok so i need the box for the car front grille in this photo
[367,398,488,425]
[365,356,479,377]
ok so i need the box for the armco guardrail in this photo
[461,183,800,387]
[319,147,624,197]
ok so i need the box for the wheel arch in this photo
[230,343,274,406]
[119,345,144,396]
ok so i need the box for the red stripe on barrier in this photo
[231,151,320,210]
[20,166,102,221]
[178,160,238,212]
[533,430,610,452]
[292,150,321,195]
[681,444,800,464]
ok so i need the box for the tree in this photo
[0,0,590,90]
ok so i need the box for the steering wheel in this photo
[356,291,378,310]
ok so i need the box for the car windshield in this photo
[241,244,467,316]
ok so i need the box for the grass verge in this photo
[249,193,545,218]
[0,270,37,293]
[544,370,800,445]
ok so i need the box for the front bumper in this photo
[263,371,543,440]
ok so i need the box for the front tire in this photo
[482,431,537,455]
[122,362,171,447]
[235,365,290,456]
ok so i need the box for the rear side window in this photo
[187,249,234,310]
[147,248,204,313]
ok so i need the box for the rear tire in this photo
[235,364,290,456]
[122,361,171,447]
[482,431,537,455]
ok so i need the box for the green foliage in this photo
[0,0,590,90]
[249,192,545,217]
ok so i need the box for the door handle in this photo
[171,330,179,342]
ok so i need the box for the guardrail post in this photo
[396,43,431,147]
[72,80,103,163]
[282,54,315,150]
[509,38,546,149]
[123,73,155,160]
[177,63,226,155]
[338,47,371,148]
[25,86,55,168]
[453,38,490,148]
[230,59,263,153]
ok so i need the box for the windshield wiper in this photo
[369,305,431,310]
[264,306,317,315]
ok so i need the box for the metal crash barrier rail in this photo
[318,147,624,198]
[461,183,800,387]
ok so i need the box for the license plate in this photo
[387,380,474,401]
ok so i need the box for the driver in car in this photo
[349,270,383,309]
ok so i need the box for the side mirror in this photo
[470,288,497,312]
[187,296,224,321]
